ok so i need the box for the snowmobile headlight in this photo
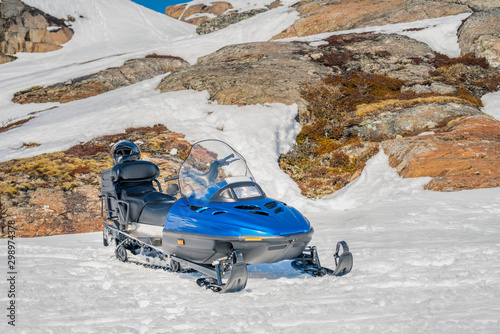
[233,185,261,199]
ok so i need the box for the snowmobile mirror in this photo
[166,183,179,197]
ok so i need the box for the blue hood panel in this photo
[165,198,311,237]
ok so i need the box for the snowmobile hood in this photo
[165,197,311,237]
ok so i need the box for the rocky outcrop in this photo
[382,116,500,191]
[272,0,472,40]
[156,42,334,114]
[458,8,500,68]
[0,125,189,238]
[165,1,233,25]
[275,30,499,198]
[12,55,188,104]
[0,0,73,55]
[196,8,268,35]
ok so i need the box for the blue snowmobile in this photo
[101,139,352,293]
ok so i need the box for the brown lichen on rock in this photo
[382,116,500,191]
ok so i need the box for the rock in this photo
[164,3,187,20]
[166,1,233,25]
[12,55,188,104]
[458,8,500,68]
[316,33,436,83]
[382,116,500,191]
[0,0,73,55]
[347,102,483,140]
[272,0,472,40]
[446,0,500,11]
[196,8,268,35]
[267,0,282,10]
[402,83,456,95]
[0,53,16,64]
[156,42,334,116]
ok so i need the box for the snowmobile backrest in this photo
[111,160,160,184]
[100,161,161,224]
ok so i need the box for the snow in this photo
[1,0,500,332]
[2,155,500,333]
[282,13,471,58]
[482,91,500,121]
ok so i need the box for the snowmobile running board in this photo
[105,224,352,293]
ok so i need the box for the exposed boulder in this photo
[12,55,188,104]
[196,8,268,35]
[272,0,472,39]
[382,116,500,191]
[347,102,483,140]
[156,42,334,115]
[458,8,500,68]
[165,1,233,25]
[0,0,73,55]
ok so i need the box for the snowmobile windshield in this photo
[179,140,255,200]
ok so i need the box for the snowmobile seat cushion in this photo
[120,189,174,223]
[138,200,175,226]
[111,160,160,184]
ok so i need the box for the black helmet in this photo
[111,140,141,164]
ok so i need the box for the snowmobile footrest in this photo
[291,241,353,277]
[196,250,248,293]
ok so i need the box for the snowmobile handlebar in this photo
[182,153,237,189]
[217,153,235,166]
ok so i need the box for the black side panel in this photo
[101,168,114,196]
[163,230,232,264]
[163,230,313,265]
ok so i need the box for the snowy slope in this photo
[0,0,500,332]
[2,154,500,333]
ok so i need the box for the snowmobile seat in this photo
[138,200,175,226]
[101,161,174,225]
